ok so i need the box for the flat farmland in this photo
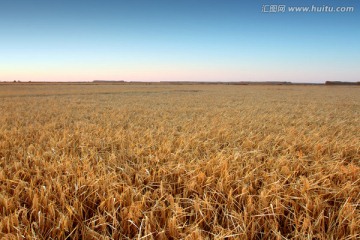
[0,83,359,239]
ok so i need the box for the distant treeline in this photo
[159,81,293,85]
[91,80,295,85]
[3,80,359,86]
[325,81,360,85]
[93,80,125,83]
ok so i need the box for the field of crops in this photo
[0,83,359,239]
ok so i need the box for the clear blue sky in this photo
[0,0,359,82]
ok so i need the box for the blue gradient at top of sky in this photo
[0,0,359,82]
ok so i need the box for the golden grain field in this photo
[0,83,359,239]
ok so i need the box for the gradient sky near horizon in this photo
[0,0,359,83]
